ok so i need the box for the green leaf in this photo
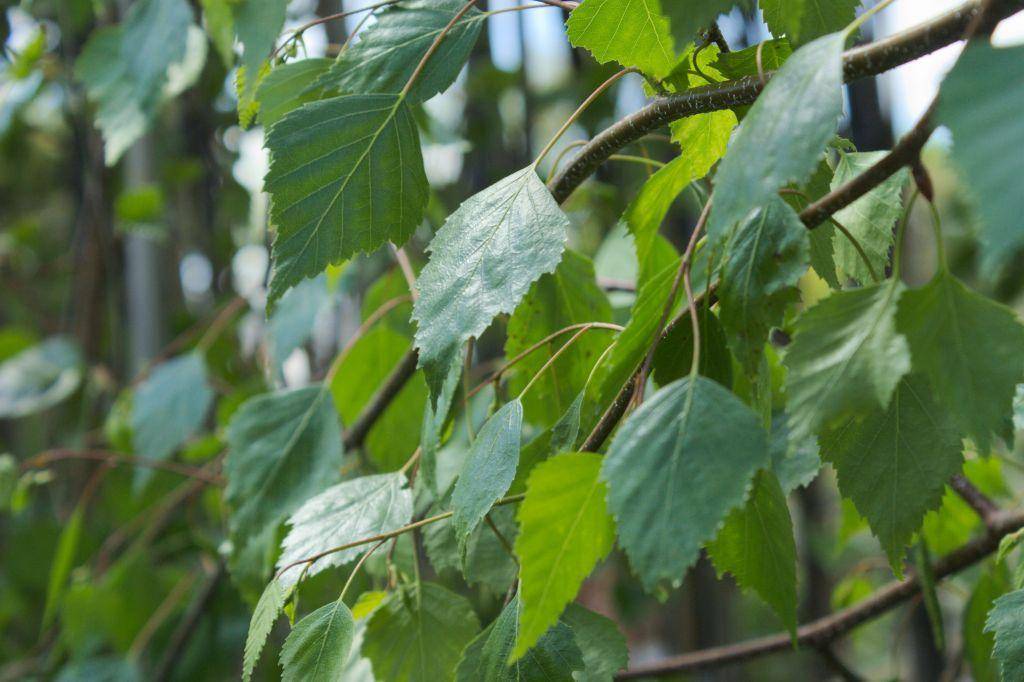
[769,414,821,494]
[452,400,523,550]
[315,0,484,103]
[661,43,736,173]
[707,470,797,636]
[560,604,629,681]
[669,110,736,180]
[200,0,235,67]
[985,588,1024,681]
[277,473,413,586]
[224,386,343,573]
[420,353,463,495]
[718,196,808,373]
[651,306,733,388]
[413,167,568,400]
[602,375,768,590]
[965,566,1009,682]
[267,274,330,372]
[0,336,82,418]
[423,490,519,593]
[42,504,84,631]
[898,269,1024,452]
[75,0,195,164]
[660,0,737,52]
[819,376,963,574]
[331,326,427,470]
[713,39,792,80]
[783,281,910,442]
[514,453,616,660]
[280,598,355,682]
[264,94,428,306]
[760,0,860,45]
[244,579,289,682]
[937,44,1024,269]
[256,58,332,128]
[549,391,585,454]
[830,151,908,284]
[621,156,703,284]
[233,0,287,101]
[707,32,845,244]
[363,582,480,681]
[565,0,677,80]
[591,251,714,413]
[505,250,613,429]
[131,352,213,466]
[457,596,583,681]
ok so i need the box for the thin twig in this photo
[400,0,478,99]
[467,322,622,400]
[635,200,711,402]
[276,494,526,582]
[24,449,224,486]
[389,244,419,301]
[534,68,633,168]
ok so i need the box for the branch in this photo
[549,0,1024,205]
[618,507,1024,678]
[799,101,936,229]
[951,473,1000,523]
[342,348,420,451]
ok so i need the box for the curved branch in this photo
[619,507,1024,678]
[549,0,1024,205]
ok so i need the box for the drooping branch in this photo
[618,507,1024,678]
[549,0,1024,205]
